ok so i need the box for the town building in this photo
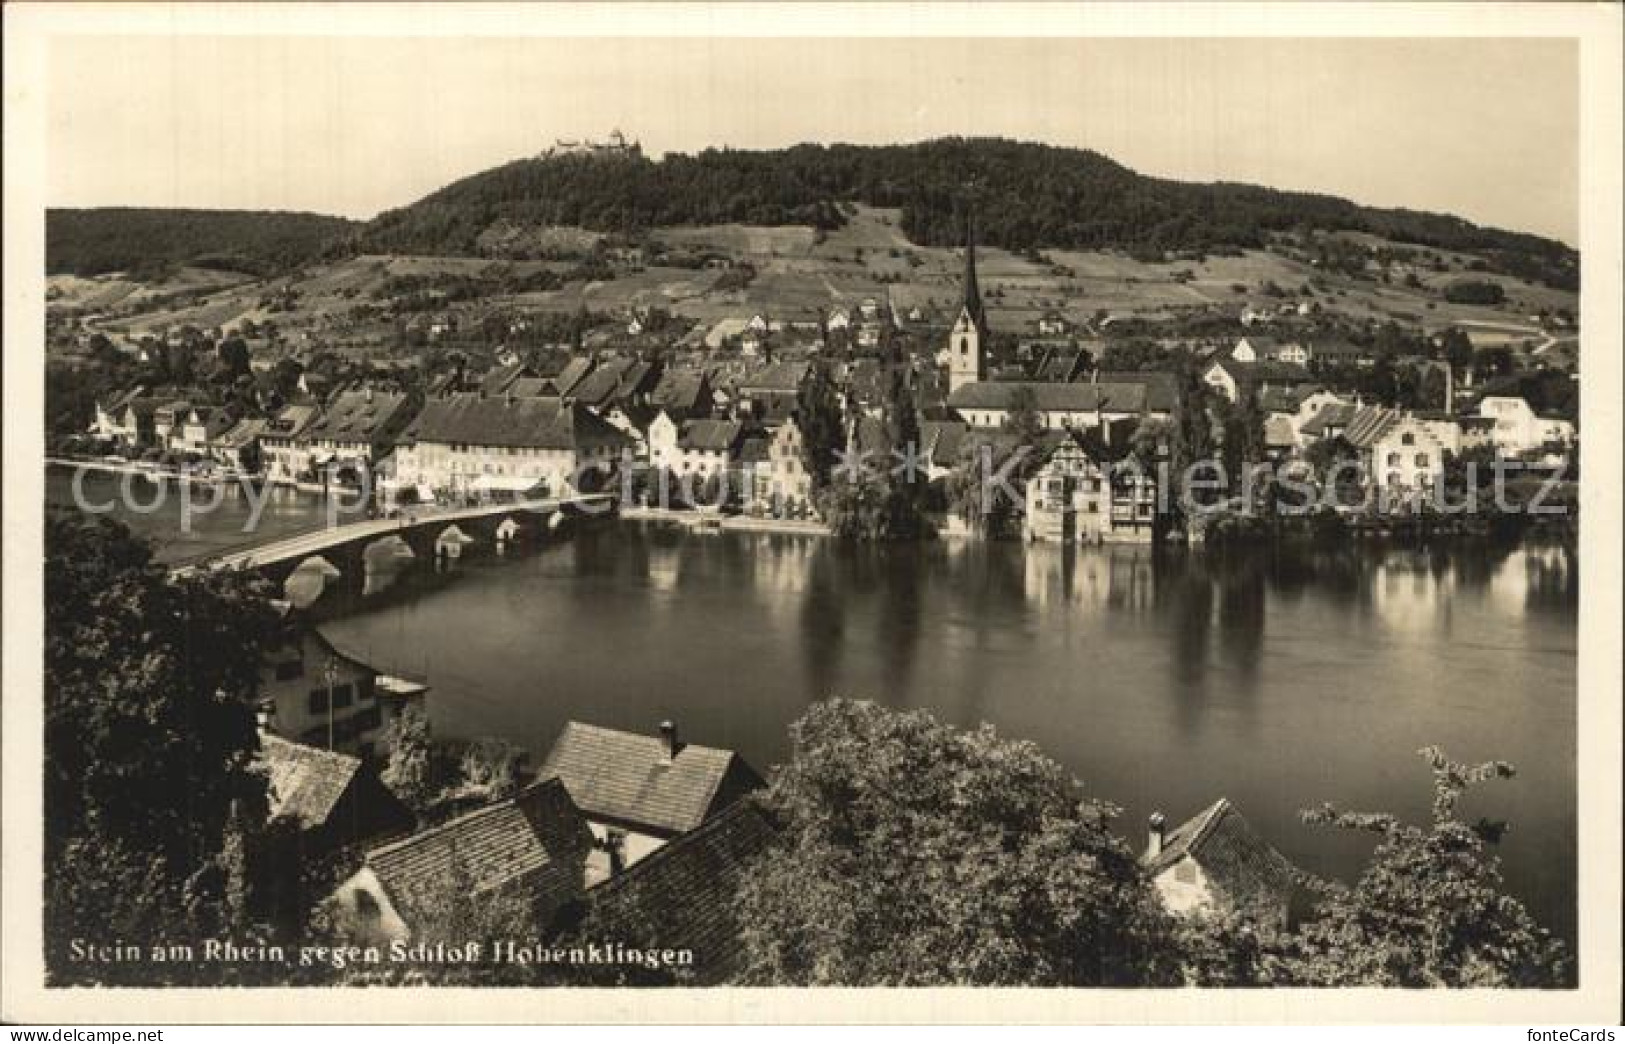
[259,403,323,483]
[580,801,778,983]
[391,394,632,501]
[327,778,593,944]
[260,620,427,759]
[259,734,415,855]
[1202,358,1314,404]
[948,380,1168,433]
[1476,395,1577,455]
[1142,799,1302,930]
[296,388,419,486]
[539,720,764,877]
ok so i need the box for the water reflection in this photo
[312,525,1579,945]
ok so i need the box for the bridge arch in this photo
[283,555,342,609]
[435,524,475,562]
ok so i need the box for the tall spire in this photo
[962,209,986,332]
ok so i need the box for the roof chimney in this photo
[659,720,680,762]
[1147,811,1167,859]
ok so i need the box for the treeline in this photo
[354,139,1576,288]
[46,208,357,278]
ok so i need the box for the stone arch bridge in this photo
[170,494,616,607]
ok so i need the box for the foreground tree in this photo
[1282,746,1572,987]
[736,699,1180,985]
[45,513,282,982]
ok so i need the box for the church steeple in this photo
[947,209,989,395]
[961,212,987,334]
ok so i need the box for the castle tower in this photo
[948,215,988,395]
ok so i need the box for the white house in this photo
[1477,396,1576,455]
[392,394,631,500]
[540,721,763,878]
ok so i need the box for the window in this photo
[357,676,376,703]
[1387,453,1401,467]
[1415,453,1429,468]
[1401,433,1415,446]
[308,689,328,714]
[960,337,969,356]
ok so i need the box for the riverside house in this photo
[540,721,764,882]
[260,403,323,483]
[1142,799,1303,931]
[327,778,593,945]
[390,393,632,502]
[259,619,427,759]
[294,387,419,487]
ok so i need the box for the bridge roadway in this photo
[172,493,616,575]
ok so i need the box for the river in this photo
[48,466,1579,945]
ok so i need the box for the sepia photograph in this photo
[3,1,1621,1028]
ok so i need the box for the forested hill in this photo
[356,138,1577,289]
[46,208,358,278]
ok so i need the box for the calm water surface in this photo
[47,466,366,563]
[48,468,1579,944]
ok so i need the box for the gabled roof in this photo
[1145,798,1299,916]
[479,361,535,397]
[678,418,744,453]
[1299,402,1358,438]
[1207,357,1313,384]
[404,395,631,451]
[584,801,778,984]
[947,380,1150,415]
[301,390,411,443]
[540,722,763,836]
[737,361,809,394]
[365,778,589,920]
[1095,372,1179,414]
[650,370,709,413]
[566,358,636,406]
[261,734,363,830]
[262,402,320,438]
[1341,405,1405,449]
[1257,383,1326,414]
[216,417,268,449]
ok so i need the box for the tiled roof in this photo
[679,418,744,453]
[650,370,709,413]
[553,357,596,397]
[1146,798,1299,917]
[540,722,763,836]
[1342,405,1404,449]
[947,380,1150,414]
[479,361,534,397]
[1257,383,1325,414]
[365,778,590,920]
[1299,402,1358,438]
[301,390,411,443]
[567,358,636,406]
[585,801,778,984]
[404,395,631,451]
[216,417,268,449]
[261,734,362,830]
[1208,358,1313,384]
[1095,372,1180,414]
[737,361,809,393]
[262,403,320,438]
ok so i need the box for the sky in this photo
[46,35,1578,245]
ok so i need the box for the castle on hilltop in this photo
[542,129,641,160]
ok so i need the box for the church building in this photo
[947,219,989,396]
